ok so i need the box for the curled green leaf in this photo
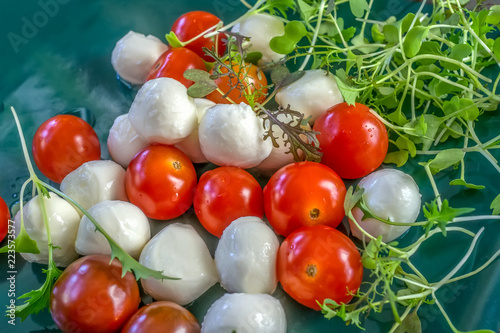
[403,26,429,58]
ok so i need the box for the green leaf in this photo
[263,0,296,18]
[297,0,315,21]
[395,136,417,157]
[334,69,358,105]
[393,310,422,333]
[165,31,184,48]
[378,86,395,96]
[245,51,263,65]
[14,261,61,321]
[423,199,475,236]
[270,21,307,55]
[403,26,429,58]
[493,37,500,60]
[443,96,480,121]
[491,194,500,215]
[383,24,400,44]
[486,5,500,25]
[427,148,464,174]
[384,150,409,167]
[344,186,364,213]
[184,69,218,98]
[349,0,369,18]
[449,179,485,190]
[442,44,473,70]
[0,223,40,254]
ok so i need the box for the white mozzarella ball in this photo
[349,169,422,242]
[139,223,218,305]
[75,200,150,259]
[275,69,344,124]
[14,193,80,267]
[201,293,287,333]
[111,31,168,85]
[175,98,215,163]
[128,78,197,145]
[199,103,272,168]
[231,13,285,65]
[256,113,311,172]
[107,114,148,168]
[60,160,128,214]
[215,217,279,294]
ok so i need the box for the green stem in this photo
[299,0,327,71]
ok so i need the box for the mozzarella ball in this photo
[215,217,279,294]
[75,200,150,259]
[349,169,421,242]
[111,31,168,85]
[128,78,197,145]
[201,293,287,333]
[14,193,80,267]
[60,160,128,214]
[199,103,272,168]
[107,114,148,168]
[175,98,215,163]
[275,69,344,124]
[256,113,311,172]
[139,223,218,305]
[231,13,285,65]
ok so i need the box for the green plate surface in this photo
[0,1,499,332]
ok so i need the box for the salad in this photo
[1,0,500,332]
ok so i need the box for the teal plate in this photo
[1,1,499,332]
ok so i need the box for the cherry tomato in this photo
[277,225,363,310]
[193,166,263,237]
[313,102,388,179]
[50,254,140,333]
[32,114,101,183]
[205,62,268,105]
[263,161,346,237]
[171,11,226,62]
[125,145,197,220]
[121,301,201,333]
[0,196,10,243]
[146,47,207,88]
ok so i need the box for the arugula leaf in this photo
[14,261,62,321]
[423,199,475,236]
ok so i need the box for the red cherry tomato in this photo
[277,225,363,310]
[32,115,101,183]
[205,62,268,105]
[50,255,140,333]
[0,196,10,243]
[193,166,263,237]
[125,145,197,220]
[171,11,226,62]
[146,47,207,88]
[263,161,346,237]
[121,301,201,333]
[313,102,388,179]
